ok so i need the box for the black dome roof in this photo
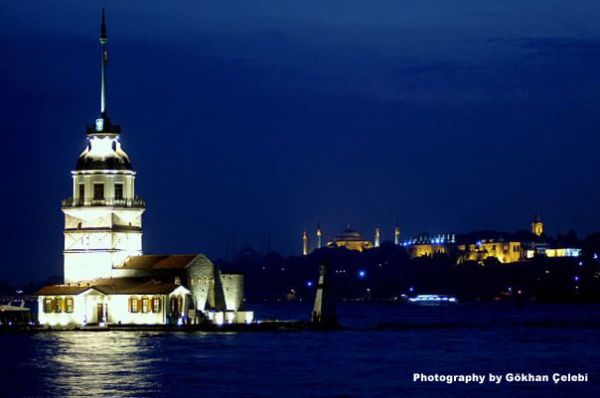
[76,154,132,171]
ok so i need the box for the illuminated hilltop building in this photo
[531,211,544,237]
[523,212,580,258]
[36,10,252,327]
[402,212,580,264]
[458,241,523,264]
[303,224,404,254]
[402,234,456,258]
[460,214,543,264]
[328,226,374,252]
[303,213,579,261]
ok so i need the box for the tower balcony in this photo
[61,197,146,208]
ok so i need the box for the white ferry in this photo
[407,294,457,303]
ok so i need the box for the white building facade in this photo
[37,284,192,327]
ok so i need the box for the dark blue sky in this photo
[2,1,600,283]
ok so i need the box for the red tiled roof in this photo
[35,284,100,296]
[94,278,183,294]
[35,278,186,296]
[119,255,198,269]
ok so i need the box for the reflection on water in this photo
[41,333,162,397]
[3,303,600,397]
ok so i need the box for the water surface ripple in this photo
[2,303,599,397]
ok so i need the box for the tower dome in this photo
[76,136,132,171]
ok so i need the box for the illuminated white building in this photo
[36,10,252,327]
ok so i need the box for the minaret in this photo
[316,223,322,249]
[394,223,400,245]
[374,226,381,248]
[302,229,308,256]
[531,211,544,237]
[310,257,337,328]
[62,9,145,283]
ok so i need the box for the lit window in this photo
[152,297,161,313]
[44,298,54,313]
[142,297,149,313]
[129,296,139,313]
[93,183,104,200]
[55,297,63,313]
[65,297,74,313]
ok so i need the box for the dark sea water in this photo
[2,303,600,397]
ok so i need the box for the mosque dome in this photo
[334,227,366,242]
[327,225,374,252]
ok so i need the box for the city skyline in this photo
[2,1,600,284]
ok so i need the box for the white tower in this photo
[394,223,400,245]
[62,9,145,283]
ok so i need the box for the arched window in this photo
[129,296,139,313]
[152,296,161,313]
[141,297,149,313]
[55,297,63,313]
[44,298,54,313]
[65,297,74,313]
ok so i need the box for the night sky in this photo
[2,1,600,284]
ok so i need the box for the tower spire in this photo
[91,8,119,135]
[100,8,108,119]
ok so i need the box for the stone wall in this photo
[186,255,218,311]
[220,273,244,311]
